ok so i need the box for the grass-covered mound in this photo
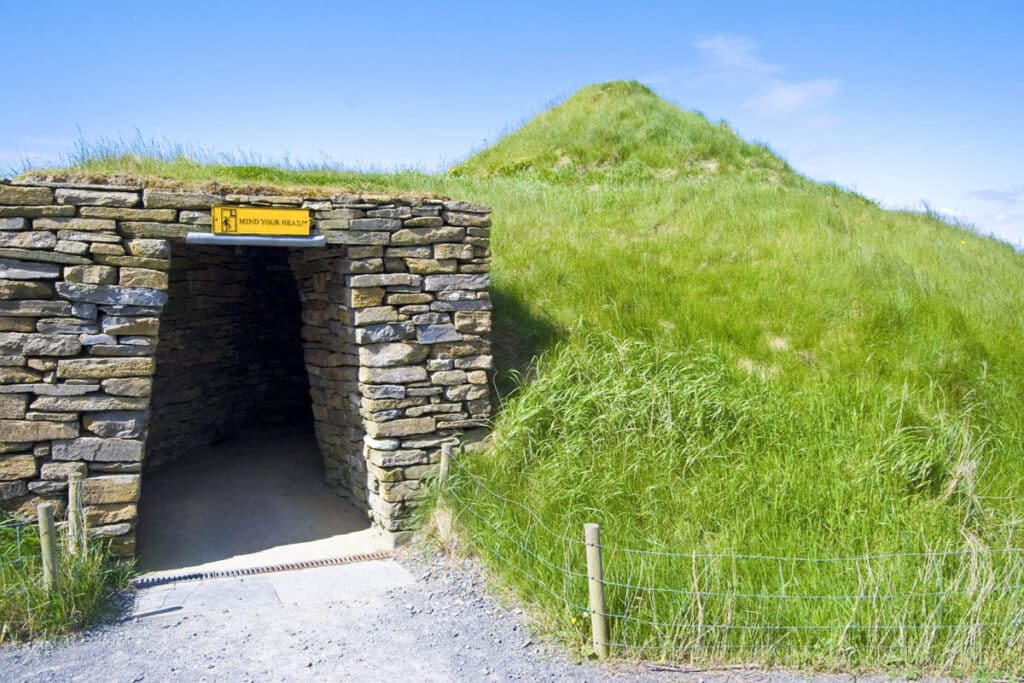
[43,80,1024,671]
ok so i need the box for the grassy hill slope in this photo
[49,81,1024,671]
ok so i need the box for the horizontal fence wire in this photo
[448,467,1024,661]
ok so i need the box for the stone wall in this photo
[0,178,492,553]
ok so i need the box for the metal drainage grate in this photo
[132,549,394,588]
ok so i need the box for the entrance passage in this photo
[137,243,370,572]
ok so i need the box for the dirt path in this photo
[0,554,938,682]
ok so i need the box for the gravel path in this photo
[0,553,940,682]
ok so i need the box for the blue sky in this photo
[1,1,1021,245]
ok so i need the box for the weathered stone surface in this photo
[403,216,444,228]
[0,231,56,249]
[354,322,415,344]
[80,207,176,221]
[82,474,140,504]
[0,332,82,356]
[0,454,36,480]
[0,481,28,500]
[56,357,155,379]
[359,343,429,368]
[442,210,492,227]
[442,200,491,214]
[125,239,171,259]
[55,189,139,207]
[0,248,90,265]
[93,254,170,270]
[87,523,133,538]
[100,315,159,335]
[85,503,137,526]
[406,258,456,274]
[0,367,42,383]
[53,437,144,463]
[0,419,78,441]
[352,306,399,326]
[348,287,385,308]
[64,265,117,285]
[348,273,422,288]
[118,221,189,238]
[358,366,428,384]
[28,480,68,495]
[55,240,90,256]
[0,382,99,395]
[416,324,461,344]
[55,283,168,307]
[36,318,99,334]
[423,274,489,291]
[390,227,465,245]
[322,231,390,246]
[0,280,53,299]
[467,370,488,384]
[143,189,223,209]
[0,186,52,205]
[0,217,26,231]
[431,370,468,386]
[454,310,492,334]
[31,394,149,411]
[0,258,60,280]
[90,243,125,255]
[0,206,74,220]
[34,217,116,232]
[100,377,152,397]
[0,394,26,419]
[119,267,168,289]
[40,461,87,480]
[364,416,435,439]
[80,333,115,346]
[445,384,489,401]
[0,299,73,317]
[82,411,148,438]
[178,210,212,225]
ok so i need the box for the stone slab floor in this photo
[136,424,385,575]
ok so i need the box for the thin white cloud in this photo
[746,78,842,114]
[692,34,841,116]
[694,34,779,76]
[968,186,1024,207]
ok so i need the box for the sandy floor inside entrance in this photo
[136,425,387,575]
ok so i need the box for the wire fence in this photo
[445,467,1024,667]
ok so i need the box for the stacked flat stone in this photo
[0,179,492,554]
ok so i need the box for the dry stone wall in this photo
[0,178,492,553]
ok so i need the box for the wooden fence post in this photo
[439,441,453,485]
[584,522,609,659]
[67,472,85,555]
[37,503,59,592]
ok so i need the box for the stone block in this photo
[82,474,141,505]
[55,189,140,207]
[40,461,87,480]
[390,227,465,245]
[358,366,428,384]
[85,503,137,526]
[55,283,169,307]
[359,343,429,368]
[37,318,99,334]
[53,437,144,463]
[445,384,489,401]
[31,394,149,411]
[118,222,190,239]
[0,231,56,249]
[0,394,27,419]
[80,207,177,222]
[0,258,60,280]
[347,273,422,288]
[416,324,461,344]
[423,274,489,291]
[64,265,117,285]
[0,382,99,396]
[454,311,492,334]
[0,332,82,356]
[0,280,53,300]
[0,419,78,441]
[119,268,168,289]
[322,231,390,245]
[403,216,444,228]
[0,481,28,500]
[34,217,116,232]
[434,244,474,260]
[101,378,152,397]
[56,357,155,379]
[82,411,148,438]
[0,218,27,231]
[349,218,402,231]
[354,322,415,345]
[442,211,492,227]
[0,367,41,383]
[431,370,468,386]
[100,316,159,335]
[0,248,89,265]
[125,239,171,259]
[352,306,399,326]
[348,287,385,308]
[0,186,52,205]
[0,454,36,480]
[142,189,222,209]
[364,417,436,439]
[94,254,170,270]
[0,299,73,317]
[406,258,457,274]
[55,240,90,255]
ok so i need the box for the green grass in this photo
[31,80,1024,671]
[1,515,132,642]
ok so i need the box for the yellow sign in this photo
[211,206,310,236]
